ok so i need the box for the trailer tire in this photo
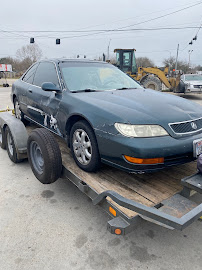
[0,126,6,149]
[27,128,62,184]
[5,126,23,163]
[142,76,162,91]
[70,120,101,172]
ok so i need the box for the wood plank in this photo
[26,124,198,218]
[59,138,152,217]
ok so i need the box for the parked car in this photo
[181,74,202,93]
[11,59,202,173]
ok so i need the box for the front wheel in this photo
[142,76,162,91]
[70,120,101,172]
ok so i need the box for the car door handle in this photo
[28,89,32,93]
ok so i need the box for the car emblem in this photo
[191,122,197,130]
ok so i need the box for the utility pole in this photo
[107,39,111,60]
[188,50,193,68]
[175,44,179,71]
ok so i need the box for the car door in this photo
[26,61,63,135]
[17,63,39,114]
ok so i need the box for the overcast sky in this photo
[1,0,202,66]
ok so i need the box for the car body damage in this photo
[11,59,202,173]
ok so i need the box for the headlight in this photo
[115,123,168,137]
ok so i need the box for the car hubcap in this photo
[73,129,92,165]
[15,101,22,119]
[7,132,14,156]
[30,141,44,174]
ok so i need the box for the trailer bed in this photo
[27,125,197,219]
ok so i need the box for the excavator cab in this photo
[114,49,137,74]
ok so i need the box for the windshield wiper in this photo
[116,87,137,90]
[71,89,98,93]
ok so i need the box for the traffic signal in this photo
[30,38,35,43]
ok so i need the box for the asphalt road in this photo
[0,87,202,270]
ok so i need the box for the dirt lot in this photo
[0,87,202,270]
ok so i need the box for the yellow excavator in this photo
[114,49,182,92]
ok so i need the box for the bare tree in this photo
[163,57,190,73]
[163,56,176,69]
[16,44,42,63]
[136,57,155,68]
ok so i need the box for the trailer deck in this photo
[1,113,202,235]
[24,125,196,216]
[59,135,197,218]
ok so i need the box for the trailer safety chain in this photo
[0,106,14,114]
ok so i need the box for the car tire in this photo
[14,98,29,125]
[5,126,23,163]
[142,76,162,91]
[0,126,6,149]
[70,120,101,172]
[27,128,62,184]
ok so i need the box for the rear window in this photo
[22,63,39,84]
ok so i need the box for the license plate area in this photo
[193,139,202,157]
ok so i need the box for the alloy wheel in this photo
[72,129,92,165]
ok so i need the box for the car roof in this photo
[38,58,109,65]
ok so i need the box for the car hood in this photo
[74,89,202,127]
[184,80,202,85]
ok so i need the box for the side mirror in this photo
[42,82,61,92]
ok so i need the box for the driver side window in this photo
[33,62,60,88]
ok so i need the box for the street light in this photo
[188,50,193,68]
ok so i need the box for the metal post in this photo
[188,50,193,68]
[107,39,111,60]
[175,44,179,71]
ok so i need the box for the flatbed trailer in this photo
[0,111,202,235]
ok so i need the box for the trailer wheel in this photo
[0,127,6,149]
[5,126,23,163]
[70,120,101,172]
[142,76,162,91]
[27,128,62,184]
[14,98,29,125]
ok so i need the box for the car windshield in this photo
[59,61,142,92]
[184,74,202,81]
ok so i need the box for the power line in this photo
[0,26,199,34]
[1,2,201,40]
[115,1,202,30]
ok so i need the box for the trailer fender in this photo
[0,112,28,159]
